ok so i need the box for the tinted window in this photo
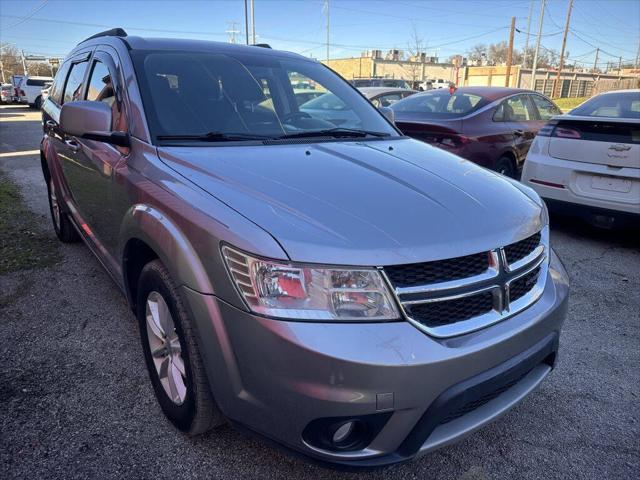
[50,62,71,104]
[372,93,403,108]
[570,91,640,119]
[26,78,50,87]
[392,90,486,118]
[132,51,397,141]
[86,60,126,131]
[531,95,561,120]
[494,95,536,122]
[63,61,88,104]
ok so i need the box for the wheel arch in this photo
[120,204,216,312]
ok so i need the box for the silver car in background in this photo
[41,29,569,468]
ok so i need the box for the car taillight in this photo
[537,120,558,137]
[553,126,582,139]
[440,134,469,149]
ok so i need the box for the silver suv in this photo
[41,29,569,468]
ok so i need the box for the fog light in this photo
[332,421,355,444]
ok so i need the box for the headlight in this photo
[222,246,400,321]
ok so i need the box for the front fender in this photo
[119,204,215,296]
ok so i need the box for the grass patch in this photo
[0,172,61,274]
[553,97,588,112]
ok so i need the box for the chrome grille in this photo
[504,232,541,265]
[383,229,548,338]
[384,252,488,288]
[406,291,494,328]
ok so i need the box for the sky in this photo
[1,0,639,69]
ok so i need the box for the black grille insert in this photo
[510,266,541,302]
[384,252,488,288]
[407,291,494,328]
[504,232,541,265]
[438,366,534,425]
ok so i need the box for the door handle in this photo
[513,129,524,137]
[65,138,81,153]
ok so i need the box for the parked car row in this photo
[3,75,53,108]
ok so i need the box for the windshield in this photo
[131,50,398,143]
[391,90,487,118]
[570,91,640,119]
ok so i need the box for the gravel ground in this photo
[1,104,638,480]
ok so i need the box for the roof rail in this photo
[253,43,272,49]
[80,28,128,44]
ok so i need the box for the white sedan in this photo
[522,89,640,228]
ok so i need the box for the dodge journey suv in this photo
[40,29,569,468]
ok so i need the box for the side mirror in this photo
[60,100,129,147]
[378,106,395,124]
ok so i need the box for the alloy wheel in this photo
[145,291,187,405]
[49,179,61,230]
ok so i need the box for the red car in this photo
[391,87,562,177]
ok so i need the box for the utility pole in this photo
[635,39,640,71]
[226,21,240,44]
[522,0,534,68]
[251,0,256,44]
[531,0,546,92]
[552,0,573,99]
[325,0,330,62]
[505,17,516,87]
[593,47,599,73]
[618,56,622,74]
[244,0,249,45]
[21,49,28,75]
[0,59,5,84]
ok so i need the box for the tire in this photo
[495,156,517,178]
[34,96,42,110]
[137,259,224,435]
[47,178,80,243]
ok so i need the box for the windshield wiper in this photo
[277,127,390,140]
[157,132,273,142]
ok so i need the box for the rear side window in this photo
[570,92,640,119]
[392,91,485,118]
[494,95,536,122]
[50,63,71,104]
[62,61,89,104]
[26,78,49,87]
[531,95,561,120]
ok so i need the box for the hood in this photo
[158,138,543,266]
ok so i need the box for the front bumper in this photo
[181,249,569,467]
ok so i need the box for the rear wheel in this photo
[495,156,517,178]
[137,259,224,435]
[34,96,42,109]
[47,178,80,243]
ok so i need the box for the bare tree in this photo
[467,43,487,65]
[488,41,510,65]
[0,43,23,81]
[405,23,425,85]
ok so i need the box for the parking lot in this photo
[0,103,638,479]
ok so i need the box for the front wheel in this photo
[137,259,224,435]
[47,178,80,243]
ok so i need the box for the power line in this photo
[1,0,49,30]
